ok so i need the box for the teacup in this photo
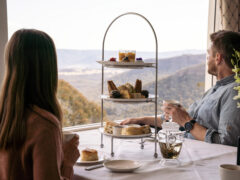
[63,131,78,143]
[219,164,240,180]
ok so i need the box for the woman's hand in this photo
[62,135,80,167]
[120,117,142,125]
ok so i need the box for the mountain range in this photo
[57,49,206,125]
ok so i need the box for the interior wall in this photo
[205,0,240,91]
[0,0,8,90]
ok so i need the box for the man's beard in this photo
[207,63,217,76]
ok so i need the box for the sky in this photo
[7,0,209,52]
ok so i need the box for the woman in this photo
[0,29,80,179]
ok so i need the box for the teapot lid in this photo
[161,122,180,133]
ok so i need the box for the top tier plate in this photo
[97,61,155,69]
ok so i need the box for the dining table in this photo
[72,129,237,180]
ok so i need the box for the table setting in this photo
[71,128,239,180]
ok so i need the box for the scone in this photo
[81,148,98,161]
[104,121,119,134]
[125,83,134,93]
[118,85,128,91]
[120,90,131,99]
[141,125,151,134]
[122,125,151,135]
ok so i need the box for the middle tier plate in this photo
[99,127,152,139]
[101,94,156,103]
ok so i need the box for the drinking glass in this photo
[162,100,181,122]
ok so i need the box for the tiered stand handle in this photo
[101,12,158,158]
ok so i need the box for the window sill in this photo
[62,120,122,132]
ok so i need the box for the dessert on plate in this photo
[107,79,149,99]
[104,121,151,135]
[118,50,136,62]
[109,57,116,62]
[81,148,99,161]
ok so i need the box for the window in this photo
[7,0,209,127]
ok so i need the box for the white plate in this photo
[97,61,155,69]
[76,151,105,165]
[104,160,141,172]
[99,127,152,139]
[101,94,156,103]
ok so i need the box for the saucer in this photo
[104,160,141,172]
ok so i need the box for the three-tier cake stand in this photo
[97,12,158,158]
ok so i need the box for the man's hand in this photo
[120,118,142,125]
[162,102,192,126]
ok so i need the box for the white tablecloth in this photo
[73,129,237,180]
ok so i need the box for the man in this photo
[121,30,240,146]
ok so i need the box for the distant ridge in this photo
[57,49,205,70]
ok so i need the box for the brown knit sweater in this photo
[0,106,73,180]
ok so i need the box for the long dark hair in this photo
[0,29,62,150]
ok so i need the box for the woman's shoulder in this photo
[24,106,62,146]
[25,105,61,133]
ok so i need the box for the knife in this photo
[85,163,104,171]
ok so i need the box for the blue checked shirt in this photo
[187,74,240,146]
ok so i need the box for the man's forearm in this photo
[140,116,162,127]
[189,123,207,141]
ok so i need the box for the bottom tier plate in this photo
[99,127,152,139]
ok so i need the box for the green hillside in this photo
[57,79,107,126]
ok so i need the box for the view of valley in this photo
[57,49,206,126]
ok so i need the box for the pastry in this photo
[122,125,151,135]
[131,93,142,99]
[81,148,98,161]
[120,90,131,99]
[135,79,142,93]
[109,57,116,62]
[141,90,149,98]
[136,57,143,62]
[125,83,134,93]
[118,85,128,91]
[141,125,151,134]
[110,90,121,98]
[107,81,118,94]
[104,121,119,134]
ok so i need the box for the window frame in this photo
[0,0,214,131]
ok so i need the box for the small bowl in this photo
[113,125,124,135]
